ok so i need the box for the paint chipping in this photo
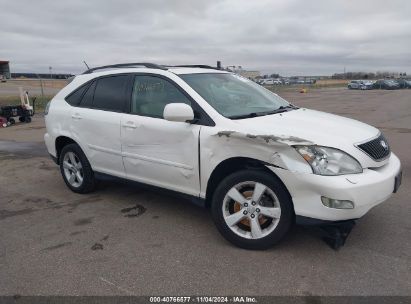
[217,131,236,137]
[215,130,313,145]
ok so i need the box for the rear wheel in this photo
[59,143,95,193]
[211,170,293,250]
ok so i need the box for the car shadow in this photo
[94,176,334,251]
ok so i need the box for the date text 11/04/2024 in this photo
[149,296,257,303]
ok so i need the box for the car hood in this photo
[229,108,383,168]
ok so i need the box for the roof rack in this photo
[168,65,220,70]
[82,62,167,74]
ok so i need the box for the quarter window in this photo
[65,83,89,106]
[131,76,191,118]
[79,81,96,108]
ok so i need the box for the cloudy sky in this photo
[1,0,410,76]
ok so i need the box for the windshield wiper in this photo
[228,112,260,119]
[278,104,299,110]
[228,104,298,120]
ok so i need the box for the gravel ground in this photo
[0,87,410,296]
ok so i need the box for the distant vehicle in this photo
[348,80,363,89]
[0,75,6,83]
[360,80,375,90]
[373,79,400,90]
[395,79,411,89]
[287,79,299,85]
[260,79,282,85]
[261,79,273,85]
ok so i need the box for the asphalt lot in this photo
[0,87,410,296]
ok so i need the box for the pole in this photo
[41,79,44,96]
[38,74,44,97]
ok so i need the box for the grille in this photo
[357,134,390,161]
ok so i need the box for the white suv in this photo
[44,63,402,249]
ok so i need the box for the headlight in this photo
[294,146,362,176]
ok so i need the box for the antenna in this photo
[83,61,90,70]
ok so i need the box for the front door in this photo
[121,75,201,196]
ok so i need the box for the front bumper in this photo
[269,153,401,221]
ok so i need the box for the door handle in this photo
[71,113,82,120]
[123,121,137,129]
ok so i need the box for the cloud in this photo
[0,0,410,75]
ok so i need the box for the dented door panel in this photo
[121,114,201,196]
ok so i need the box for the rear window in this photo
[92,75,128,112]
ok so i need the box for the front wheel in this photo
[59,143,96,193]
[211,170,293,250]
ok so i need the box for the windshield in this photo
[180,73,290,119]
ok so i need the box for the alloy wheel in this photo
[62,151,84,188]
[222,181,281,239]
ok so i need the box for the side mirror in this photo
[163,103,194,123]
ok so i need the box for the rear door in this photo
[121,74,201,196]
[70,74,130,177]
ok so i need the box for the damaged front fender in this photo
[200,128,313,197]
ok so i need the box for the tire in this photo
[59,143,96,194]
[24,116,31,123]
[19,116,25,122]
[211,170,293,250]
[9,118,15,124]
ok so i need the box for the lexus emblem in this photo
[380,140,388,149]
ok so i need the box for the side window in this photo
[79,81,96,108]
[92,75,128,112]
[131,75,191,118]
[65,83,89,106]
